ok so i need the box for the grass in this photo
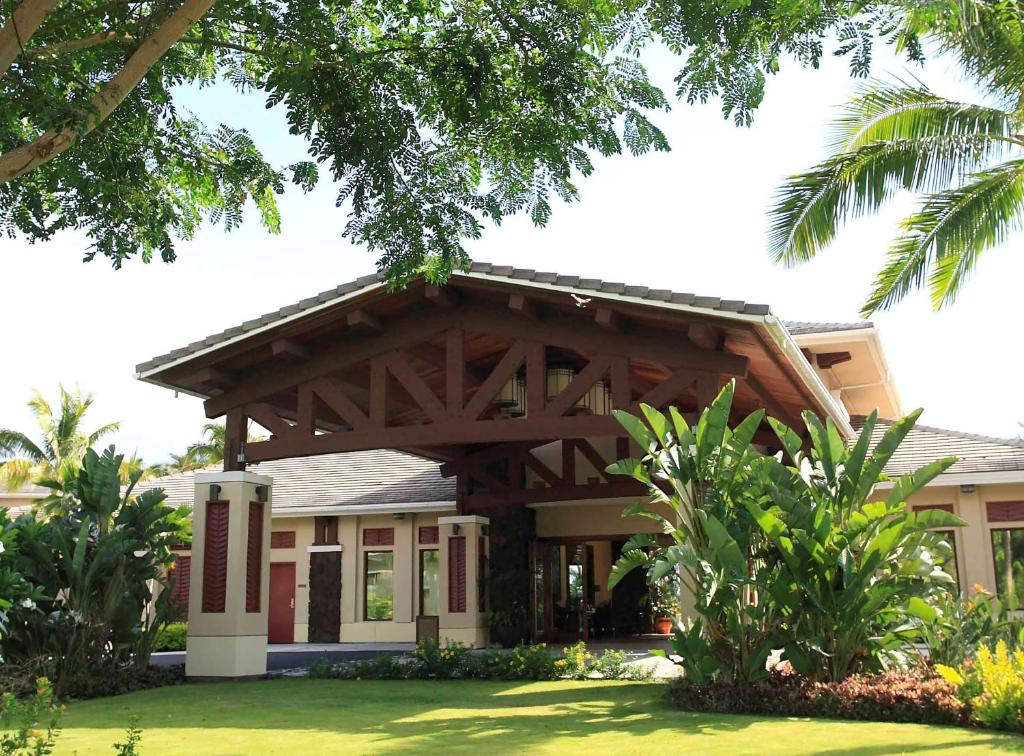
[58,679,1024,755]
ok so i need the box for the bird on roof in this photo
[571,294,591,308]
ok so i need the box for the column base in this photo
[185,634,268,678]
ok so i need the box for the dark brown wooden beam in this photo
[384,351,447,423]
[508,293,538,320]
[246,414,622,462]
[205,308,462,417]
[464,479,645,508]
[425,284,457,308]
[462,341,527,421]
[816,351,852,370]
[446,328,464,414]
[687,323,722,351]
[742,373,801,430]
[308,377,371,430]
[271,339,311,362]
[224,407,247,471]
[245,402,296,439]
[545,355,611,417]
[634,370,696,411]
[573,438,612,482]
[347,309,383,333]
[595,307,626,334]
[183,367,236,391]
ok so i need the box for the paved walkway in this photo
[151,637,681,677]
[151,642,415,671]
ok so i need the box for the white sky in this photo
[3,39,1022,464]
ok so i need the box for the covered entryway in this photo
[135,264,849,677]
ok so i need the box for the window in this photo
[364,551,394,620]
[991,528,1024,603]
[420,549,440,616]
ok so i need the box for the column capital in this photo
[438,515,490,526]
[195,470,274,486]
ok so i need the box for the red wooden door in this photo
[269,562,296,644]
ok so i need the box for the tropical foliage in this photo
[0,446,189,697]
[938,640,1024,732]
[608,381,962,683]
[0,385,119,492]
[769,0,1024,313]
[0,0,932,282]
[919,587,1024,667]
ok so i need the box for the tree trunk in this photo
[0,0,216,184]
[0,0,60,77]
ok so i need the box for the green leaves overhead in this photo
[2,0,930,280]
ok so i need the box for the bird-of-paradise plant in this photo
[768,1,1024,314]
[0,386,119,492]
[608,381,964,683]
[750,409,962,681]
[607,381,789,682]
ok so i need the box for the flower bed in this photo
[667,669,968,727]
[306,641,652,682]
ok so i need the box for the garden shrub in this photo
[921,588,1024,667]
[153,623,188,652]
[0,677,62,755]
[938,640,1024,732]
[667,669,967,726]
[307,641,647,682]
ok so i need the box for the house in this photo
[0,484,47,516]
[133,263,1024,677]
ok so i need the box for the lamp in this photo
[960,484,976,494]
[496,372,528,417]
[255,485,269,503]
[451,523,461,535]
[209,484,222,501]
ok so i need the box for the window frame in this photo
[363,550,395,622]
[989,526,1024,603]
[419,548,440,617]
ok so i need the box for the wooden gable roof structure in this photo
[136,264,851,511]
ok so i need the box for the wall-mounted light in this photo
[255,485,269,503]
[961,484,976,494]
[393,512,406,520]
[451,523,461,535]
[209,483,222,501]
[481,525,489,536]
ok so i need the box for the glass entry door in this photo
[532,541,592,642]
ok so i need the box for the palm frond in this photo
[0,429,46,463]
[0,457,40,491]
[937,0,1024,110]
[863,158,1024,314]
[769,130,1011,265]
[832,79,1020,152]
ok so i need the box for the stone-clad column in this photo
[186,471,273,678]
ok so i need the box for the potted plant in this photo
[649,575,680,635]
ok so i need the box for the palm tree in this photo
[186,421,263,468]
[0,385,120,491]
[768,2,1024,315]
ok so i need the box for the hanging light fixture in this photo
[496,371,528,417]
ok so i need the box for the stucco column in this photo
[186,471,273,678]
[437,515,489,648]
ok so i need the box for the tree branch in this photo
[0,0,61,77]
[29,29,136,57]
[0,0,216,184]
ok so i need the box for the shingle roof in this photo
[136,262,774,375]
[133,449,456,512]
[784,321,875,336]
[851,417,1024,477]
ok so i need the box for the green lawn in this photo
[58,679,1024,755]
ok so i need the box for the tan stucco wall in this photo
[904,480,1024,596]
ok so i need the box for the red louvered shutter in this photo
[363,528,395,546]
[449,536,466,613]
[987,501,1024,522]
[418,526,439,545]
[202,502,229,613]
[169,555,190,618]
[271,531,296,548]
[246,502,264,613]
[913,503,954,513]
